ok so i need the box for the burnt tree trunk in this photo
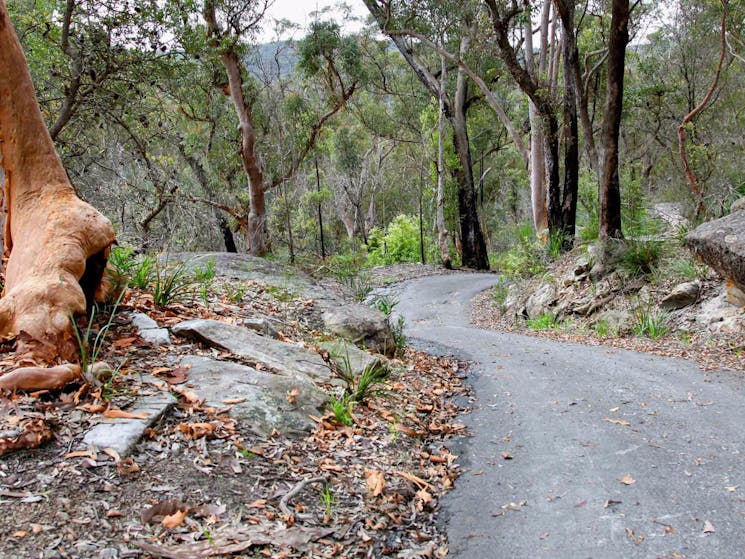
[599,0,630,239]
[0,1,115,390]
[451,40,489,270]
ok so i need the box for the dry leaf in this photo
[104,408,150,420]
[162,509,188,529]
[64,450,97,460]
[286,387,300,405]
[222,397,247,405]
[619,474,636,485]
[102,447,121,464]
[141,500,190,525]
[604,499,622,508]
[12,531,27,538]
[177,422,217,440]
[604,417,631,427]
[703,520,716,534]
[365,469,386,497]
[113,337,138,348]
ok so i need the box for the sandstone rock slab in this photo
[130,312,171,346]
[172,319,332,383]
[318,340,386,378]
[82,389,176,456]
[182,356,327,436]
[660,281,700,310]
[686,212,745,291]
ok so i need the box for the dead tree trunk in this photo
[0,1,115,389]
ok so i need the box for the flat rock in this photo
[686,212,745,291]
[130,312,171,346]
[182,356,327,436]
[82,389,176,456]
[172,319,332,383]
[660,281,700,310]
[318,340,386,377]
[321,305,394,356]
[242,317,280,339]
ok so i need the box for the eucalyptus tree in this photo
[362,0,490,270]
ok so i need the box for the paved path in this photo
[392,273,745,558]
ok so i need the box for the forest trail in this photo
[393,273,745,558]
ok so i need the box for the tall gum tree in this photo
[0,0,115,390]
[362,0,490,270]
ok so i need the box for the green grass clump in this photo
[328,395,353,426]
[526,312,559,331]
[633,305,670,339]
[620,240,663,276]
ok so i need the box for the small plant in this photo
[71,291,124,377]
[633,305,670,339]
[130,254,156,290]
[369,293,398,316]
[265,284,295,302]
[678,330,693,344]
[594,320,611,338]
[526,312,558,330]
[620,240,663,276]
[106,246,137,293]
[331,350,390,403]
[320,484,336,517]
[225,283,247,303]
[152,259,199,306]
[491,279,510,311]
[193,259,216,283]
[390,316,406,355]
[328,395,353,426]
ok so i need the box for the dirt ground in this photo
[1,269,468,559]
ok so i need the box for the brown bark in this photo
[599,0,630,239]
[677,0,728,219]
[0,1,115,388]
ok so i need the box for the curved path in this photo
[393,273,745,558]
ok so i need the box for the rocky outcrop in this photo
[130,313,171,346]
[172,319,333,383]
[686,211,745,304]
[167,253,393,353]
[660,281,700,310]
[181,356,327,436]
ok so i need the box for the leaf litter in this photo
[0,270,466,558]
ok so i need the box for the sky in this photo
[258,0,369,42]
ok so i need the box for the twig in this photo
[278,476,328,516]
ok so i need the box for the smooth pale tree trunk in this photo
[525,0,548,236]
[599,0,630,239]
[437,55,452,269]
[0,0,115,390]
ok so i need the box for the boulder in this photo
[660,281,700,310]
[182,356,327,436]
[686,212,745,293]
[172,319,332,383]
[695,287,745,328]
[321,305,394,355]
[592,309,632,334]
[130,312,171,346]
[524,283,557,319]
[242,317,280,339]
[318,339,387,378]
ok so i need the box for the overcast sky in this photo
[258,0,369,41]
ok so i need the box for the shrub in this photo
[366,214,426,266]
[620,240,663,276]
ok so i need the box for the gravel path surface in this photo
[391,273,745,558]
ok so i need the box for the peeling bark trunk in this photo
[0,1,115,386]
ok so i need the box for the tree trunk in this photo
[599,0,629,239]
[437,56,452,269]
[525,1,548,236]
[452,40,489,270]
[557,0,580,248]
[0,1,115,389]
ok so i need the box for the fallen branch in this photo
[0,363,81,391]
[278,475,328,516]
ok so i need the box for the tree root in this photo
[0,363,81,391]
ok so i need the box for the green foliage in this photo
[224,283,248,303]
[366,215,426,266]
[107,247,137,293]
[332,351,390,403]
[494,222,548,278]
[620,240,663,276]
[633,305,670,339]
[325,252,373,301]
[131,255,157,290]
[389,316,406,355]
[320,483,336,517]
[264,285,295,302]
[328,395,353,427]
[71,292,124,375]
[526,313,559,331]
[491,279,511,312]
[368,293,398,316]
[151,258,215,307]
